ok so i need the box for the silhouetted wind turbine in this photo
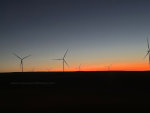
[105,64,112,71]
[144,37,150,65]
[29,68,34,72]
[52,49,69,72]
[79,64,81,71]
[47,67,52,72]
[13,53,31,72]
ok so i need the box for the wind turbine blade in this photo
[149,53,150,64]
[144,51,150,59]
[63,49,68,59]
[64,59,69,67]
[13,53,22,59]
[20,60,22,68]
[23,55,31,59]
[147,37,150,49]
[52,59,62,60]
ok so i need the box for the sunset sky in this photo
[1,0,150,72]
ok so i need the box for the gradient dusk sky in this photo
[1,0,150,72]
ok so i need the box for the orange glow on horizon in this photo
[1,62,150,72]
[26,63,150,72]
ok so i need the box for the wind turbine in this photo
[47,67,52,72]
[32,68,35,72]
[79,64,81,71]
[144,37,150,65]
[13,53,31,72]
[52,49,69,72]
[105,64,112,71]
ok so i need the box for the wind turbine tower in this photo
[105,64,112,71]
[144,37,150,65]
[13,53,31,72]
[79,64,81,71]
[52,49,69,72]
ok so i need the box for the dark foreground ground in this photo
[0,71,150,112]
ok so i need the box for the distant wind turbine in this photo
[52,49,69,72]
[13,53,31,72]
[32,68,35,72]
[79,64,81,71]
[144,37,150,65]
[105,64,112,71]
[47,67,52,72]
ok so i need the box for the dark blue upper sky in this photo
[1,0,150,72]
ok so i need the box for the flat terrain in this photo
[0,71,150,112]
